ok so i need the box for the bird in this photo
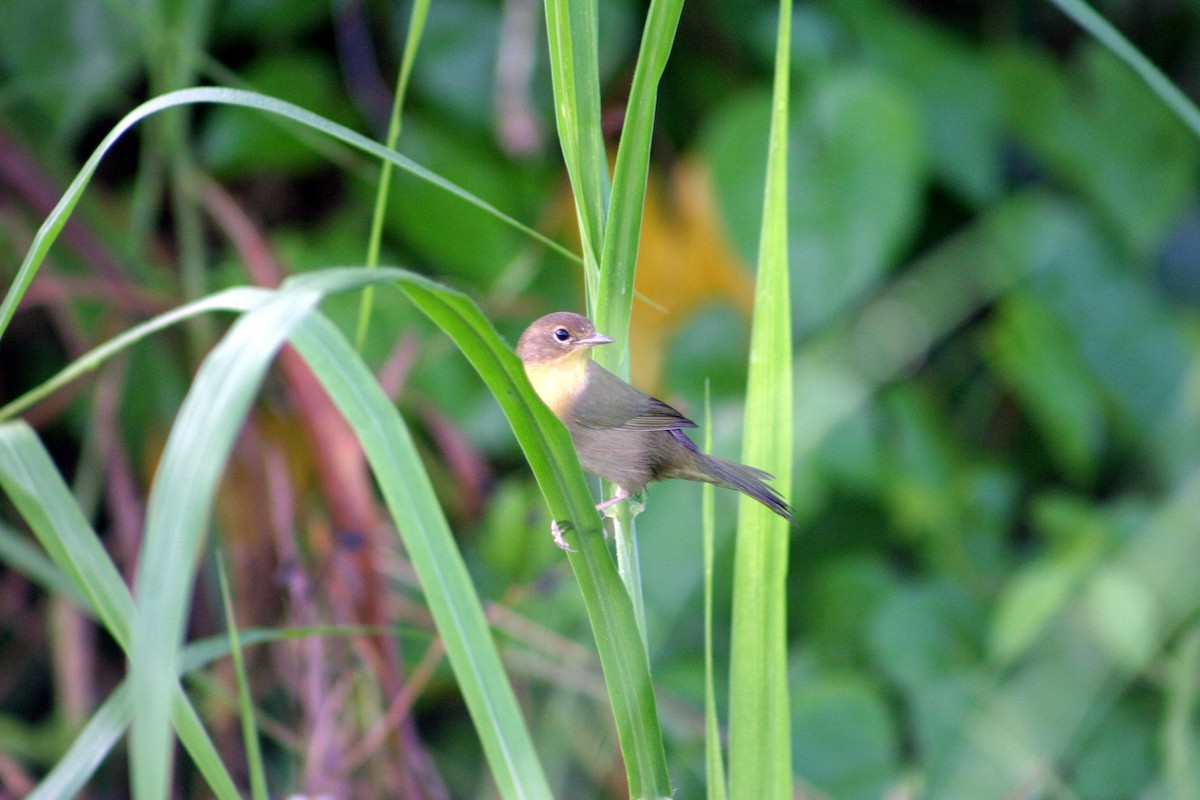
[516,311,793,548]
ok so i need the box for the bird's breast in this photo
[523,354,589,418]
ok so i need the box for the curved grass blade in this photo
[0,287,268,422]
[288,310,554,800]
[0,521,85,606]
[129,278,330,800]
[124,268,554,800]
[0,86,579,343]
[728,1,794,798]
[0,422,240,800]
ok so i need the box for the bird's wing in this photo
[568,362,698,431]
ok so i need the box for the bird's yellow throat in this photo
[523,350,591,417]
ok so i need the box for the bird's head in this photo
[516,312,613,366]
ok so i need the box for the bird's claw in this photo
[550,520,575,551]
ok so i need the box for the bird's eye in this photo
[553,327,571,342]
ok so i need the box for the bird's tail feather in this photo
[691,455,793,523]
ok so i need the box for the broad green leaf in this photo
[1084,566,1160,673]
[990,559,1086,668]
[1068,699,1157,800]
[867,580,985,691]
[0,86,578,343]
[407,0,502,130]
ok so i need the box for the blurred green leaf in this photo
[805,556,899,667]
[1024,214,1189,447]
[791,676,900,800]
[986,294,1106,482]
[868,580,985,690]
[215,0,326,38]
[990,559,1086,668]
[833,0,1005,205]
[1084,565,1160,673]
[705,68,926,334]
[996,44,1199,257]
[1069,698,1157,800]
[407,0,501,131]
[0,0,138,144]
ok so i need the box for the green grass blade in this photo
[593,0,683,364]
[0,520,85,606]
[0,422,240,800]
[288,310,554,800]
[0,86,579,343]
[702,384,728,800]
[398,278,672,798]
[129,279,330,800]
[6,264,668,798]
[113,267,551,800]
[1047,0,1200,139]
[0,423,136,649]
[728,1,794,798]
[0,287,267,422]
[543,0,608,296]
[216,556,269,800]
[169,693,241,800]
[27,682,130,800]
[588,0,685,663]
[31,625,390,800]
[354,0,431,349]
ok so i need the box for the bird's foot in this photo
[595,485,633,514]
[550,520,575,552]
[594,487,646,539]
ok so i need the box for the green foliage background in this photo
[3,0,1200,798]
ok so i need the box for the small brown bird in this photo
[516,311,792,547]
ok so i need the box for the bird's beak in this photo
[580,332,614,346]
